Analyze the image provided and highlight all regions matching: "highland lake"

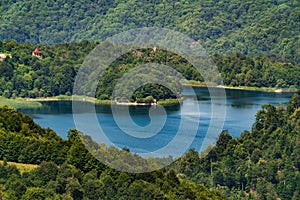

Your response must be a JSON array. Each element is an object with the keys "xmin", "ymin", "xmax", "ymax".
[{"xmin": 19, "ymin": 87, "xmax": 294, "ymax": 157}]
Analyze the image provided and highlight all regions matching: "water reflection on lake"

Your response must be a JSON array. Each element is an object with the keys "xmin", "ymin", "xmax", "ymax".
[{"xmin": 19, "ymin": 87, "xmax": 294, "ymax": 157}]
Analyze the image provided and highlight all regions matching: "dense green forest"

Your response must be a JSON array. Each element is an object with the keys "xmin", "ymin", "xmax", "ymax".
[
  {"xmin": 0, "ymin": 41, "xmax": 299, "ymax": 101},
  {"xmin": 0, "ymin": 105, "xmax": 224, "ymax": 199},
  {"xmin": 0, "ymin": 0, "xmax": 299, "ymax": 64},
  {"xmin": 0, "ymin": 0, "xmax": 299, "ymax": 199},
  {"xmin": 0, "ymin": 91, "xmax": 299, "ymax": 199},
  {"xmin": 171, "ymin": 91, "xmax": 300, "ymax": 199},
  {"xmin": 213, "ymin": 53, "xmax": 300, "ymax": 88}
]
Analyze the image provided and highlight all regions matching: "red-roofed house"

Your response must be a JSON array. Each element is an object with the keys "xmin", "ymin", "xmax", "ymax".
[{"xmin": 32, "ymin": 48, "xmax": 42, "ymax": 59}]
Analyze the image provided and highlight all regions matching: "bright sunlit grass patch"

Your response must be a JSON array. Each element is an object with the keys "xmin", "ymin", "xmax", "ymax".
[
  {"xmin": 0, "ymin": 96, "xmax": 42, "ymax": 109},
  {"xmin": 0, "ymin": 160, "xmax": 38, "ymax": 173}
]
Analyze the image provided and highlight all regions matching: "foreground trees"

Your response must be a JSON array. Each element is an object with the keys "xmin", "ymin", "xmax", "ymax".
[
  {"xmin": 0, "ymin": 91, "xmax": 299, "ymax": 199},
  {"xmin": 172, "ymin": 91, "xmax": 300, "ymax": 199},
  {"xmin": 0, "ymin": 106, "xmax": 224, "ymax": 200}
]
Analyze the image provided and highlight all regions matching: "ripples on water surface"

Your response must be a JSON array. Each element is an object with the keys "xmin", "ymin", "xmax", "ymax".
[{"xmin": 19, "ymin": 87, "xmax": 294, "ymax": 157}]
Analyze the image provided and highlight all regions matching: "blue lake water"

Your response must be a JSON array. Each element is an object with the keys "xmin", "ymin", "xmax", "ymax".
[{"xmin": 19, "ymin": 87, "xmax": 294, "ymax": 157}]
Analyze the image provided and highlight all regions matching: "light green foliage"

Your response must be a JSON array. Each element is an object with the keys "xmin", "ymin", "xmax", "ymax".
[{"xmin": 21, "ymin": 187, "xmax": 54, "ymax": 200}]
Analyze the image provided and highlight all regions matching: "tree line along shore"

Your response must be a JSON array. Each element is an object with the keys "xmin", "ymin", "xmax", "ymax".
[{"xmin": 0, "ymin": 41, "xmax": 299, "ymax": 108}]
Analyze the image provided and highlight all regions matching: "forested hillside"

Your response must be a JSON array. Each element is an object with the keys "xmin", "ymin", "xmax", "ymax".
[
  {"xmin": 0, "ymin": 0, "xmax": 299, "ymax": 63},
  {"xmin": 0, "ymin": 41, "xmax": 299, "ymax": 100},
  {"xmin": 0, "ymin": 90, "xmax": 299, "ymax": 199},
  {"xmin": 172, "ymin": 91, "xmax": 300, "ymax": 199},
  {"xmin": 0, "ymin": 105, "xmax": 224, "ymax": 199},
  {"xmin": 1, "ymin": 0, "xmax": 299, "ymax": 199}
]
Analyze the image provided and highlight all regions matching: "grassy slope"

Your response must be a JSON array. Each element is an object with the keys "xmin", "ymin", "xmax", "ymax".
[
  {"xmin": 0, "ymin": 96, "xmax": 42, "ymax": 109},
  {"xmin": 0, "ymin": 160, "xmax": 38, "ymax": 173}
]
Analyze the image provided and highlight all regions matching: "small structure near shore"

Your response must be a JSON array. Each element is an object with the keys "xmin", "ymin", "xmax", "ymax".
[{"xmin": 32, "ymin": 48, "xmax": 42, "ymax": 59}]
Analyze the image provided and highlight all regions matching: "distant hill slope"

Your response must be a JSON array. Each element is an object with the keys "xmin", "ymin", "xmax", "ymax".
[
  {"xmin": 0, "ymin": 0, "xmax": 299, "ymax": 63},
  {"xmin": 0, "ymin": 41, "xmax": 299, "ymax": 99},
  {"xmin": 0, "ymin": 40, "xmax": 189, "ymax": 101}
]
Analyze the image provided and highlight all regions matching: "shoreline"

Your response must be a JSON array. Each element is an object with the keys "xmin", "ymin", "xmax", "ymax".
[
  {"xmin": 24, "ymin": 95, "xmax": 182, "ymax": 106},
  {"xmin": 25, "ymin": 96, "xmax": 112, "ymax": 105},
  {"xmin": 4, "ymin": 84, "xmax": 297, "ymax": 108},
  {"xmin": 182, "ymin": 83, "xmax": 298, "ymax": 93}
]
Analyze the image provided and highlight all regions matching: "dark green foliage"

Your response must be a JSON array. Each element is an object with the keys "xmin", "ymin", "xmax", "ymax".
[
  {"xmin": 0, "ymin": 42, "xmax": 196, "ymax": 101},
  {"xmin": 127, "ymin": 180, "xmax": 166, "ymax": 200},
  {"xmin": 94, "ymin": 48, "xmax": 188, "ymax": 101},
  {"xmin": 287, "ymin": 90, "xmax": 300, "ymax": 114},
  {"xmin": 0, "ymin": 106, "xmax": 68, "ymax": 164},
  {"xmin": 0, "ymin": 41, "xmax": 95, "ymax": 98},
  {"xmin": 0, "ymin": 92, "xmax": 299, "ymax": 199},
  {"xmin": 213, "ymin": 54, "xmax": 300, "ymax": 88},
  {"xmin": 0, "ymin": 0, "xmax": 299, "ymax": 64},
  {"xmin": 0, "ymin": 41, "xmax": 299, "ymax": 103},
  {"xmin": 0, "ymin": 106, "xmax": 224, "ymax": 199},
  {"xmin": 172, "ymin": 91, "xmax": 300, "ymax": 199},
  {"xmin": 33, "ymin": 162, "xmax": 59, "ymax": 187}
]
